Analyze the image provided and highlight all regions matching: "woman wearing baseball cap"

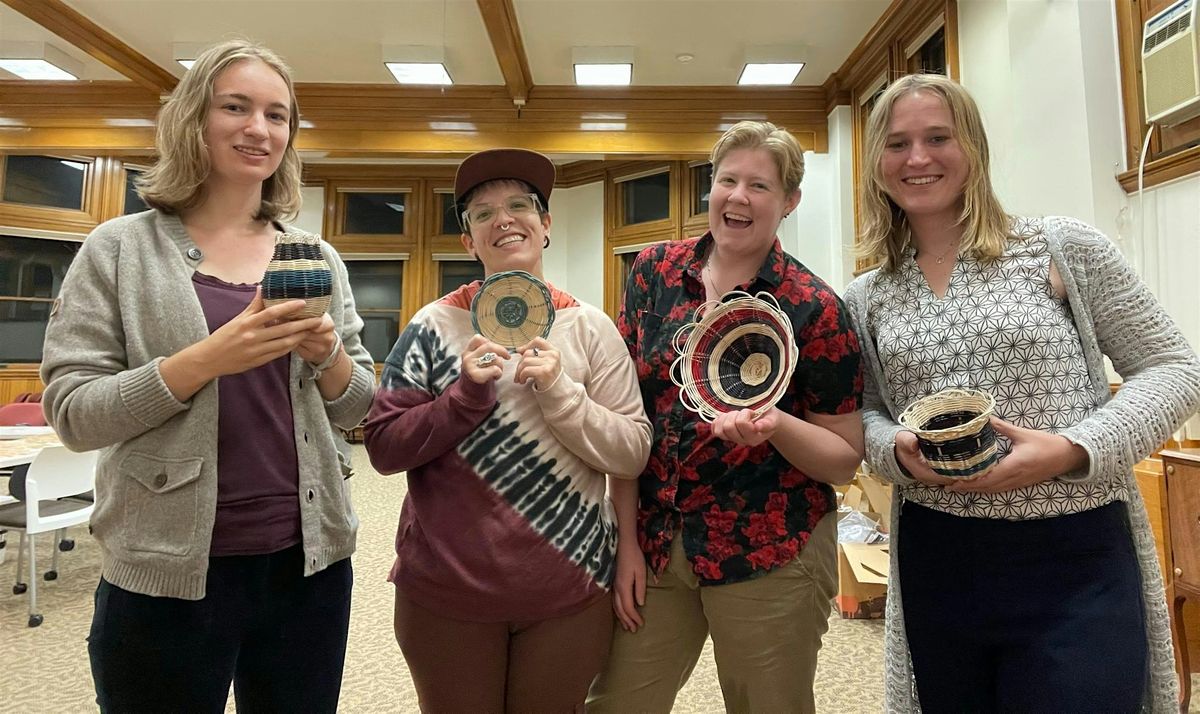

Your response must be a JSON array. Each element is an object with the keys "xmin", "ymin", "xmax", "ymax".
[{"xmin": 364, "ymin": 148, "xmax": 652, "ymax": 712}]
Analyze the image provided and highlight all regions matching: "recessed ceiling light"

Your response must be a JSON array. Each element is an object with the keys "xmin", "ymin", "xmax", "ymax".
[
  {"xmin": 177, "ymin": 59, "xmax": 196, "ymax": 70},
  {"xmin": 737, "ymin": 62, "xmax": 804, "ymax": 86},
  {"xmin": 385, "ymin": 62, "xmax": 452, "ymax": 85},
  {"xmin": 0, "ymin": 43, "xmax": 82, "ymax": 81},
  {"xmin": 0, "ymin": 59, "xmax": 77, "ymax": 80},
  {"xmin": 574, "ymin": 64, "xmax": 632, "ymax": 86}
]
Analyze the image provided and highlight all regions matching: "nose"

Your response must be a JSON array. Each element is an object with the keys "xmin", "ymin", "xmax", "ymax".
[
  {"xmin": 727, "ymin": 181, "xmax": 751, "ymax": 204},
  {"xmin": 243, "ymin": 111, "xmax": 269, "ymax": 139},
  {"xmin": 492, "ymin": 205, "xmax": 517, "ymax": 226},
  {"xmin": 906, "ymin": 141, "xmax": 931, "ymax": 167}
]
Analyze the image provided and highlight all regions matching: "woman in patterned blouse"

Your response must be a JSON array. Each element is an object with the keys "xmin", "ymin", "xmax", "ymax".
[
  {"xmin": 844, "ymin": 73, "xmax": 1200, "ymax": 713},
  {"xmin": 589, "ymin": 121, "xmax": 865, "ymax": 714}
]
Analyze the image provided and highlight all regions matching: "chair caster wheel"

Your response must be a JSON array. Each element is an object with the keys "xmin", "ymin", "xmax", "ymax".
[
  {"xmin": 27, "ymin": 614, "xmax": 43, "ymax": 627},
  {"xmin": 44, "ymin": 570, "xmax": 58, "ymax": 581},
  {"xmin": 58, "ymin": 539, "xmax": 75, "ymax": 552},
  {"xmin": 13, "ymin": 582, "xmax": 27, "ymax": 595}
]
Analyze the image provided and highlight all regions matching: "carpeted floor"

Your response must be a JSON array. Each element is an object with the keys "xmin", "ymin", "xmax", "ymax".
[{"xmin": 0, "ymin": 446, "xmax": 1194, "ymax": 713}]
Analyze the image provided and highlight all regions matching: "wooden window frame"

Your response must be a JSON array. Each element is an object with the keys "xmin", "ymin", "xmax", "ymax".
[
  {"xmin": 330, "ymin": 181, "xmax": 418, "ymax": 250},
  {"xmin": 608, "ymin": 164, "xmax": 677, "ymax": 239},
  {"xmin": 0, "ymin": 154, "xmax": 126, "ymax": 237}
]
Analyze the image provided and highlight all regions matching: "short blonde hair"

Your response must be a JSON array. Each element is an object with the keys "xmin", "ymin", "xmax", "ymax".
[
  {"xmin": 137, "ymin": 39, "xmax": 302, "ymax": 221},
  {"xmin": 710, "ymin": 120, "xmax": 805, "ymax": 193},
  {"xmin": 857, "ymin": 74, "xmax": 1010, "ymax": 272}
]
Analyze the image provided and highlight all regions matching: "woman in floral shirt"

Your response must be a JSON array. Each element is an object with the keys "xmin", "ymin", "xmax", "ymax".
[{"xmin": 589, "ymin": 121, "xmax": 864, "ymax": 714}]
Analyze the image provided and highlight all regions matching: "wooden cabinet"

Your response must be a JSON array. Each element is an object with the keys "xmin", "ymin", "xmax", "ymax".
[{"xmin": 1161, "ymin": 449, "xmax": 1200, "ymax": 713}]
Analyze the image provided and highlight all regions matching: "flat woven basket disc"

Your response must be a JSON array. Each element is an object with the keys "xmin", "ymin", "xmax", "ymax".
[
  {"xmin": 671, "ymin": 291, "xmax": 797, "ymax": 422},
  {"xmin": 261, "ymin": 232, "xmax": 332, "ymax": 319},
  {"xmin": 470, "ymin": 270, "xmax": 555, "ymax": 349}
]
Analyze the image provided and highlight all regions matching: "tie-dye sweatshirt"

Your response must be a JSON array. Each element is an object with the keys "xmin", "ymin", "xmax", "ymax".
[{"xmin": 364, "ymin": 282, "xmax": 652, "ymax": 622}]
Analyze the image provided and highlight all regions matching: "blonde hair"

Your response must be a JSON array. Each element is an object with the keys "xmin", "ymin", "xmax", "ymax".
[
  {"xmin": 137, "ymin": 39, "xmax": 302, "ymax": 221},
  {"xmin": 857, "ymin": 74, "xmax": 1010, "ymax": 272},
  {"xmin": 710, "ymin": 120, "xmax": 805, "ymax": 193}
]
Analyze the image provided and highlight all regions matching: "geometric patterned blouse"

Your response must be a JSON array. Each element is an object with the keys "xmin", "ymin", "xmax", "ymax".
[{"xmin": 864, "ymin": 223, "xmax": 1128, "ymax": 519}]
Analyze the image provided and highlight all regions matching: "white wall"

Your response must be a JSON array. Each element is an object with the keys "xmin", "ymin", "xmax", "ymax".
[
  {"xmin": 545, "ymin": 182, "xmax": 605, "ymax": 308},
  {"xmin": 785, "ymin": 151, "xmax": 838, "ymax": 288},
  {"xmin": 295, "ymin": 185, "xmax": 326, "ymax": 236}
]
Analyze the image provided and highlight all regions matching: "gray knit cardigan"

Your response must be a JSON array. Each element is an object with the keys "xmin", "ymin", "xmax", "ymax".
[
  {"xmin": 41, "ymin": 210, "xmax": 377, "ymax": 600},
  {"xmin": 844, "ymin": 216, "xmax": 1200, "ymax": 713}
]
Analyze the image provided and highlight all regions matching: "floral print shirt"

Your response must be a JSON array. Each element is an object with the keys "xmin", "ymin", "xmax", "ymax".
[{"xmin": 617, "ymin": 233, "xmax": 863, "ymax": 585}]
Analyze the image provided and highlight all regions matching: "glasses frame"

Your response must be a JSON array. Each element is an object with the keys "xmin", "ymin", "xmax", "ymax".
[{"xmin": 461, "ymin": 192, "xmax": 543, "ymax": 230}]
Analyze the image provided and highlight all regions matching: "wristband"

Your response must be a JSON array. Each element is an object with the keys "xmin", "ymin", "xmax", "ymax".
[{"xmin": 308, "ymin": 332, "xmax": 343, "ymax": 380}]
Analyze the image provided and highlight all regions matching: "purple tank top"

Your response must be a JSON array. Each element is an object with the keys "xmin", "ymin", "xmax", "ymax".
[{"xmin": 192, "ymin": 272, "xmax": 302, "ymax": 556}]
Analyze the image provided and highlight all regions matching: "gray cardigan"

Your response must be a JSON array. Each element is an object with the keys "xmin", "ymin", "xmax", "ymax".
[
  {"xmin": 40, "ymin": 210, "xmax": 376, "ymax": 600},
  {"xmin": 844, "ymin": 216, "xmax": 1200, "ymax": 713}
]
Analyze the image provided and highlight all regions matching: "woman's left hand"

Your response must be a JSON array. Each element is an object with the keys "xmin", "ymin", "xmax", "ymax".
[
  {"xmin": 711, "ymin": 407, "xmax": 779, "ymax": 447},
  {"xmin": 514, "ymin": 337, "xmax": 561, "ymax": 391},
  {"xmin": 945, "ymin": 416, "xmax": 1089, "ymax": 494},
  {"xmin": 295, "ymin": 314, "xmax": 338, "ymax": 364}
]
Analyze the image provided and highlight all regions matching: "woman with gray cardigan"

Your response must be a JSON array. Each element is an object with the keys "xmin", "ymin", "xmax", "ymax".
[
  {"xmin": 40, "ymin": 40, "xmax": 374, "ymax": 712},
  {"xmin": 845, "ymin": 73, "xmax": 1200, "ymax": 713}
]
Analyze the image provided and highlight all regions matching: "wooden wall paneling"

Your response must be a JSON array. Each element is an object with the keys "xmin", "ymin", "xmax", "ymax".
[
  {"xmin": 0, "ymin": 366, "xmax": 44, "ymax": 403},
  {"xmin": 558, "ymin": 161, "xmax": 606, "ymax": 188}
]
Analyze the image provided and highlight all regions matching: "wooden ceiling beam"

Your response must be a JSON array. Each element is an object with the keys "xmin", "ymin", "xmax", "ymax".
[
  {"xmin": 0, "ymin": 0, "xmax": 177, "ymax": 94},
  {"xmin": 476, "ymin": 0, "xmax": 533, "ymax": 105}
]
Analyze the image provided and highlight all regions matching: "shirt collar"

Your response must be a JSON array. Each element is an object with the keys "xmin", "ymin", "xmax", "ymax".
[{"xmin": 689, "ymin": 231, "xmax": 788, "ymax": 290}]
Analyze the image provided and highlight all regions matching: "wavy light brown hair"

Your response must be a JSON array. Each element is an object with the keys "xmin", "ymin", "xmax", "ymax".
[
  {"xmin": 857, "ymin": 74, "xmax": 1010, "ymax": 272},
  {"xmin": 710, "ymin": 120, "xmax": 805, "ymax": 193},
  {"xmin": 137, "ymin": 39, "xmax": 302, "ymax": 221}
]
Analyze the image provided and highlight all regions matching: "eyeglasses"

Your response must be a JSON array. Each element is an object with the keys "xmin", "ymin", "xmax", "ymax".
[{"xmin": 461, "ymin": 193, "xmax": 542, "ymax": 229}]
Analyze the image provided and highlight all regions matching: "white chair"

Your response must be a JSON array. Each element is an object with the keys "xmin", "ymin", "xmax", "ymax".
[{"xmin": 0, "ymin": 446, "xmax": 97, "ymax": 627}]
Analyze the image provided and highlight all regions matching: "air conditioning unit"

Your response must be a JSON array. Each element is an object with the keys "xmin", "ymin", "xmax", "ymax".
[{"xmin": 1142, "ymin": 0, "xmax": 1200, "ymax": 125}]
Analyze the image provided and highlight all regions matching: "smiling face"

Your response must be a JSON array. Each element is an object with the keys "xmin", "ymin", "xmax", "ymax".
[
  {"xmin": 879, "ymin": 90, "xmax": 969, "ymax": 227},
  {"xmin": 459, "ymin": 179, "xmax": 551, "ymax": 277},
  {"xmin": 707, "ymin": 147, "xmax": 800, "ymax": 258},
  {"xmin": 202, "ymin": 58, "xmax": 292, "ymax": 190}
]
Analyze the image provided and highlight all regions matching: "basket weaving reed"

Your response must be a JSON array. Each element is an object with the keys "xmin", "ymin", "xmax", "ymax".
[
  {"xmin": 898, "ymin": 388, "xmax": 998, "ymax": 479},
  {"xmin": 261, "ymin": 232, "xmax": 332, "ymax": 319}
]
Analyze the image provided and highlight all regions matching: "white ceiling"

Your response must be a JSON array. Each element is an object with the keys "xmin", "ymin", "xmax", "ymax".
[{"xmin": 0, "ymin": 0, "xmax": 890, "ymax": 87}]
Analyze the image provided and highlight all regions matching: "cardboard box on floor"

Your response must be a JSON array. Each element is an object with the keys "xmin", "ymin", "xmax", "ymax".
[{"xmin": 835, "ymin": 469, "xmax": 894, "ymax": 619}]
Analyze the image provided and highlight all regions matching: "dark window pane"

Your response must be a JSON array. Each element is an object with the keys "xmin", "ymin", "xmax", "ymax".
[
  {"xmin": 3, "ymin": 156, "xmax": 86, "ymax": 210},
  {"xmin": 0, "ymin": 235, "xmax": 79, "ymax": 298},
  {"xmin": 915, "ymin": 27, "xmax": 947, "ymax": 76},
  {"xmin": 124, "ymin": 169, "xmax": 148, "ymax": 214},
  {"xmin": 345, "ymin": 260, "xmax": 403, "ymax": 310},
  {"xmin": 619, "ymin": 252, "xmax": 638, "ymax": 295},
  {"xmin": 359, "ymin": 313, "xmax": 399, "ymax": 364},
  {"xmin": 439, "ymin": 260, "xmax": 484, "ymax": 296},
  {"xmin": 622, "ymin": 172, "xmax": 670, "ymax": 225},
  {"xmin": 0, "ymin": 298, "xmax": 52, "ymax": 362},
  {"xmin": 343, "ymin": 192, "xmax": 406, "ymax": 234},
  {"xmin": 692, "ymin": 163, "xmax": 713, "ymax": 215},
  {"xmin": 439, "ymin": 193, "xmax": 461, "ymax": 235}
]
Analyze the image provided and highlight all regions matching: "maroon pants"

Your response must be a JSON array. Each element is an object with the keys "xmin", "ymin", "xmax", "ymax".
[{"xmin": 394, "ymin": 587, "xmax": 613, "ymax": 713}]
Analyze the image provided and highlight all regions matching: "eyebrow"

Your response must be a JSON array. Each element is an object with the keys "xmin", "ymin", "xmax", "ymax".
[
  {"xmin": 214, "ymin": 92, "xmax": 290, "ymax": 112},
  {"xmin": 887, "ymin": 124, "xmax": 953, "ymax": 139}
]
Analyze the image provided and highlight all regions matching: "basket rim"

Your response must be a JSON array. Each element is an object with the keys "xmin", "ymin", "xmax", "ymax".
[{"xmin": 897, "ymin": 388, "xmax": 996, "ymax": 436}]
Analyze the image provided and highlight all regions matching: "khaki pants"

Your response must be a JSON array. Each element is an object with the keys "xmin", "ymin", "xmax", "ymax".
[{"xmin": 588, "ymin": 512, "xmax": 837, "ymax": 714}]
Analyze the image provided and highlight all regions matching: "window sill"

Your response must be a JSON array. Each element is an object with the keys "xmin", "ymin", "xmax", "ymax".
[{"xmin": 1117, "ymin": 144, "xmax": 1200, "ymax": 193}]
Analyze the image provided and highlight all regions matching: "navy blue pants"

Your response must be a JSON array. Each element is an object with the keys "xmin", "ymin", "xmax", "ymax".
[
  {"xmin": 88, "ymin": 544, "xmax": 352, "ymax": 713},
  {"xmin": 899, "ymin": 500, "xmax": 1147, "ymax": 713}
]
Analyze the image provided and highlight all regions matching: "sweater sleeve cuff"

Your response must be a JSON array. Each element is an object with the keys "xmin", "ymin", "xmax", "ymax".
[
  {"xmin": 449, "ymin": 373, "xmax": 496, "ymax": 411},
  {"xmin": 871, "ymin": 423, "xmax": 919, "ymax": 486},
  {"xmin": 1056, "ymin": 428, "xmax": 1099, "ymax": 483},
  {"xmin": 532, "ymin": 368, "xmax": 582, "ymax": 417},
  {"xmin": 324, "ymin": 362, "xmax": 376, "ymax": 429},
  {"xmin": 121, "ymin": 357, "xmax": 189, "ymax": 428}
]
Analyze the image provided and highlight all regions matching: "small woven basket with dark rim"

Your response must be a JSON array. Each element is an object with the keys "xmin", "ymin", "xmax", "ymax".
[
  {"xmin": 261, "ymin": 232, "xmax": 332, "ymax": 319},
  {"xmin": 470, "ymin": 270, "xmax": 555, "ymax": 350},
  {"xmin": 898, "ymin": 388, "xmax": 998, "ymax": 480}
]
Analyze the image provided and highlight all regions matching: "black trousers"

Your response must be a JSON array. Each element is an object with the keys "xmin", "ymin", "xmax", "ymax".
[
  {"xmin": 899, "ymin": 500, "xmax": 1147, "ymax": 714},
  {"xmin": 88, "ymin": 544, "xmax": 352, "ymax": 714}
]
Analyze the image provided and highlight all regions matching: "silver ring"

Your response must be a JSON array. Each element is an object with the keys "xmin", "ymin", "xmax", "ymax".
[
  {"xmin": 475, "ymin": 352, "xmax": 496, "ymax": 366},
  {"xmin": 532, "ymin": 347, "xmax": 540, "ymax": 357}
]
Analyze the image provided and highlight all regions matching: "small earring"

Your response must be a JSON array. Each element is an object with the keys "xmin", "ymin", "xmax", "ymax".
[{"xmin": 543, "ymin": 235, "xmax": 551, "ymax": 249}]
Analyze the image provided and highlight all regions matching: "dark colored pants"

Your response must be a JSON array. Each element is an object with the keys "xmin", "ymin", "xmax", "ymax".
[
  {"xmin": 89, "ymin": 545, "xmax": 352, "ymax": 714},
  {"xmin": 899, "ymin": 500, "xmax": 1147, "ymax": 713}
]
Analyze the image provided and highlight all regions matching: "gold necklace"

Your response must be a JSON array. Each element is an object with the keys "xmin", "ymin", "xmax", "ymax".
[{"xmin": 923, "ymin": 239, "xmax": 960, "ymax": 265}]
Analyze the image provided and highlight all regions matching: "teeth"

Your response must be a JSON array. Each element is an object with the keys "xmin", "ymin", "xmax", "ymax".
[
  {"xmin": 725, "ymin": 213, "xmax": 752, "ymax": 222},
  {"xmin": 905, "ymin": 176, "xmax": 939, "ymax": 185},
  {"xmin": 235, "ymin": 146, "xmax": 267, "ymax": 156},
  {"xmin": 495, "ymin": 235, "xmax": 524, "ymax": 247}
]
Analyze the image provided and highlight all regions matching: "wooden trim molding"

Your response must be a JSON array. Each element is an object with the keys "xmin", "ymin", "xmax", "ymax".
[
  {"xmin": 476, "ymin": 0, "xmax": 534, "ymax": 104},
  {"xmin": 0, "ymin": 0, "xmax": 177, "ymax": 94},
  {"xmin": 558, "ymin": 161, "xmax": 606, "ymax": 187},
  {"xmin": 1117, "ymin": 144, "xmax": 1200, "ymax": 192}
]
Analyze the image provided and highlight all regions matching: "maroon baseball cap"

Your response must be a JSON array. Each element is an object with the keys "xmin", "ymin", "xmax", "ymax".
[{"xmin": 453, "ymin": 148, "xmax": 556, "ymax": 212}]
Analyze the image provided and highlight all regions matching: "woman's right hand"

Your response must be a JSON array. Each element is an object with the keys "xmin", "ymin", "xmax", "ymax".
[
  {"xmin": 894, "ymin": 430, "xmax": 957, "ymax": 487},
  {"xmin": 613, "ymin": 538, "xmax": 650, "ymax": 633},
  {"xmin": 461, "ymin": 334, "xmax": 510, "ymax": 384},
  {"xmin": 161, "ymin": 289, "xmax": 320, "ymax": 401}
]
